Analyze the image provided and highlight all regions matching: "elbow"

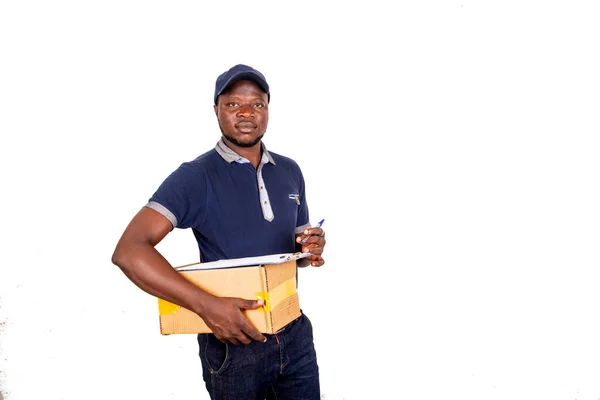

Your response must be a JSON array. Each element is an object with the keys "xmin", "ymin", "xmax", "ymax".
[
  {"xmin": 112, "ymin": 248, "xmax": 134, "ymax": 277},
  {"xmin": 111, "ymin": 245, "xmax": 127, "ymax": 269},
  {"xmin": 111, "ymin": 251, "xmax": 119, "ymax": 267}
]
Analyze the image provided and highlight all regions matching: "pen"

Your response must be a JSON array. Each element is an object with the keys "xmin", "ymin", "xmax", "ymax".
[{"xmin": 301, "ymin": 218, "xmax": 325, "ymax": 244}]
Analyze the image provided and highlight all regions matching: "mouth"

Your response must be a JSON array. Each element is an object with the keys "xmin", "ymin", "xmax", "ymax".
[
  {"xmin": 235, "ymin": 121, "xmax": 257, "ymax": 133},
  {"xmin": 236, "ymin": 121, "xmax": 257, "ymax": 129}
]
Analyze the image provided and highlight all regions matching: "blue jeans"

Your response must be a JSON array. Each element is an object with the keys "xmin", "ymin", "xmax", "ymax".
[{"xmin": 197, "ymin": 312, "xmax": 320, "ymax": 400}]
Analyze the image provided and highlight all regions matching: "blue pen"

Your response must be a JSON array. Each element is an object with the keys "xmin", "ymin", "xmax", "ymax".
[{"xmin": 301, "ymin": 218, "xmax": 325, "ymax": 244}]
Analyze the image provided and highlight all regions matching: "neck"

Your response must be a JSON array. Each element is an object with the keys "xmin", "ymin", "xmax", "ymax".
[{"xmin": 222, "ymin": 137, "xmax": 262, "ymax": 167}]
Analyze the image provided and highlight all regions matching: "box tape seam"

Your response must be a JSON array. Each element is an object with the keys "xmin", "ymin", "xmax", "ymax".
[{"xmin": 256, "ymin": 276, "xmax": 296, "ymax": 313}]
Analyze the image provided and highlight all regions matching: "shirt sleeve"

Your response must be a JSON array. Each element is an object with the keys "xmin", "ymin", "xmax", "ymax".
[
  {"xmin": 295, "ymin": 167, "xmax": 311, "ymax": 233},
  {"xmin": 146, "ymin": 161, "xmax": 207, "ymax": 230}
]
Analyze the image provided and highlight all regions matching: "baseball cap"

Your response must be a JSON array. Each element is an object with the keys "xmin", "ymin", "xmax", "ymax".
[{"xmin": 214, "ymin": 64, "xmax": 270, "ymax": 105}]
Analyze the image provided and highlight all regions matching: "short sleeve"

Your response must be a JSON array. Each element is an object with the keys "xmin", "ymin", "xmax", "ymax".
[
  {"xmin": 296, "ymin": 167, "xmax": 310, "ymax": 233},
  {"xmin": 146, "ymin": 161, "xmax": 207, "ymax": 229}
]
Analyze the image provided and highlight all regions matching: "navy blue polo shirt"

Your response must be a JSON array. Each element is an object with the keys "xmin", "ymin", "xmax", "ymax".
[{"xmin": 146, "ymin": 139, "xmax": 310, "ymax": 263}]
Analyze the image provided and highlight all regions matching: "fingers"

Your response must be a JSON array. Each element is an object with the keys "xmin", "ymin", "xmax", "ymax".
[
  {"xmin": 307, "ymin": 227, "xmax": 325, "ymax": 238},
  {"xmin": 239, "ymin": 299, "xmax": 265, "ymax": 310},
  {"xmin": 236, "ymin": 300, "xmax": 267, "ymax": 343},
  {"xmin": 296, "ymin": 228, "xmax": 325, "ymax": 244},
  {"xmin": 307, "ymin": 254, "xmax": 325, "ymax": 267},
  {"xmin": 213, "ymin": 328, "xmax": 250, "ymax": 345},
  {"xmin": 299, "ymin": 238, "xmax": 326, "ymax": 256},
  {"xmin": 297, "ymin": 230, "xmax": 326, "ymax": 254},
  {"xmin": 297, "ymin": 235, "xmax": 326, "ymax": 247},
  {"xmin": 241, "ymin": 325, "xmax": 267, "ymax": 343},
  {"xmin": 213, "ymin": 318, "xmax": 265, "ymax": 345},
  {"xmin": 205, "ymin": 297, "xmax": 268, "ymax": 345},
  {"xmin": 228, "ymin": 337, "xmax": 241, "ymax": 345}
]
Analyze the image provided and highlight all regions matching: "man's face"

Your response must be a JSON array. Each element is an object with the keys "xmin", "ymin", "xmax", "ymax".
[{"xmin": 214, "ymin": 80, "xmax": 269, "ymax": 148}]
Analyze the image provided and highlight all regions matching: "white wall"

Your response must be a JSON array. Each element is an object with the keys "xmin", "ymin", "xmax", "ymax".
[{"xmin": 1, "ymin": 1, "xmax": 599, "ymax": 399}]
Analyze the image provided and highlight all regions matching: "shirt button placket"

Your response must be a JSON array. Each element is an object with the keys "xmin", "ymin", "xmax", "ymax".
[{"xmin": 257, "ymin": 163, "xmax": 274, "ymax": 222}]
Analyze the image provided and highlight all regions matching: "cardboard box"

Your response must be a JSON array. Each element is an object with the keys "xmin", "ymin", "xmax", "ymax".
[{"xmin": 157, "ymin": 253, "xmax": 305, "ymax": 335}]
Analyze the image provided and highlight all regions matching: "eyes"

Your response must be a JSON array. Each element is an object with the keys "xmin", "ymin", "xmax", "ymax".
[{"xmin": 225, "ymin": 101, "xmax": 267, "ymax": 110}]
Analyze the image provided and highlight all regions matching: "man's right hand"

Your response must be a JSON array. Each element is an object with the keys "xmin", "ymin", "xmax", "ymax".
[{"xmin": 198, "ymin": 296, "xmax": 267, "ymax": 345}]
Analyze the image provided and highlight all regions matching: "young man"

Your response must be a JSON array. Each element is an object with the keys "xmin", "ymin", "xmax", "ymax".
[{"xmin": 112, "ymin": 64, "xmax": 326, "ymax": 399}]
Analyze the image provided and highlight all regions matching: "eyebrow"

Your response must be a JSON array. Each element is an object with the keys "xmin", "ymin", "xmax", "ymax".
[{"xmin": 223, "ymin": 96, "xmax": 267, "ymax": 104}]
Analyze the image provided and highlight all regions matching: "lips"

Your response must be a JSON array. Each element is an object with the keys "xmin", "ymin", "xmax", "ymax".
[{"xmin": 236, "ymin": 121, "xmax": 257, "ymax": 129}]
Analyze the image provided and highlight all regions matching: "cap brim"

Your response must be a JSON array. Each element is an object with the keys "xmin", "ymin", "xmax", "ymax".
[{"xmin": 214, "ymin": 72, "xmax": 270, "ymax": 104}]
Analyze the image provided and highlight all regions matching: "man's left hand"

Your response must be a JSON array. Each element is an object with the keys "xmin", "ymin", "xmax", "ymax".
[{"xmin": 296, "ymin": 227, "xmax": 326, "ymax": 267}]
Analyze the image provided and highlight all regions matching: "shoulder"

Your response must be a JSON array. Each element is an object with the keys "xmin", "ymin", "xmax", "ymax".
[
  {"xmin": 176, "ymin": 149, "xmax": 219, "ymax": 173},
  {"xmin": 269, "ymin": 151, "xmax": 303, "ymax": 173},
  {"xmin": 190, "ymin": 148, "xmax": 220, "ymax": 166},
  {"xmin": 158, "ymin": 149, "xmax": 219, "ymax": 187}
]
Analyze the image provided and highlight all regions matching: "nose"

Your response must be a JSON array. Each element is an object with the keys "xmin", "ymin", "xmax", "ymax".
[{"xmin": 237, "ymin": 104, "xmax": 254, "ymax": 118}]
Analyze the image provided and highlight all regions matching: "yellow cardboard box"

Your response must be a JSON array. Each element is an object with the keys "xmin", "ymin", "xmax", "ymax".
[{"xmin": 157, "ymin": 253, "xmax": 306, "ymax": 335}]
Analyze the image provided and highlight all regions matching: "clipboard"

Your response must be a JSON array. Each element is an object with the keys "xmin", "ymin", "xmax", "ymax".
[{"xmin": 175, "ymin": 252, "xmax": 310, "ymax": 272}]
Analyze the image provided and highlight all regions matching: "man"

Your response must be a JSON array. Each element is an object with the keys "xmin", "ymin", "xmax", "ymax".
[{"xmin": 112, "ymin": 64, "xmax": 326, "ymax": 400}]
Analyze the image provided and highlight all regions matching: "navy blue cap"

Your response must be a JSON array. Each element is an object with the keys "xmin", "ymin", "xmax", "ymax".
[{"xmin": 214, "ymin": 64, "xmax": 270, "ymax": 105}]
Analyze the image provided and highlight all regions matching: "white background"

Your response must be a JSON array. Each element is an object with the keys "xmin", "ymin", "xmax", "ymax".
[{"xmin": 1, "ymin": 1, "xmax": 599, "ymax": 399}]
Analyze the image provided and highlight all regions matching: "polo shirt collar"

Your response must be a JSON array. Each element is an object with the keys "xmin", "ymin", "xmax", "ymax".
[{"xmin": 215, "ymin": 138, "xmax": 276, "ymax": 165}]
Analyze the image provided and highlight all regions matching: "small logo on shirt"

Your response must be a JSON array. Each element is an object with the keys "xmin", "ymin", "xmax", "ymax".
[{"xmin": 288, "ymin": 194, "xmax": 300, "ymax": 205}]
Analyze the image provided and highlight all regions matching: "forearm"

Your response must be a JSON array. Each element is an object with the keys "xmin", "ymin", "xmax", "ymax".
[{"xmin": 112, "ymin": 243, "xmax": 213, "ymax": 315}]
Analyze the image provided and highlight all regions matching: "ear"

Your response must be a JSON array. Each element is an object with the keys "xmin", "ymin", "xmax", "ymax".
[{"xmin": 213, "ymin": 104, "xmax": 218, "ymax": 117}]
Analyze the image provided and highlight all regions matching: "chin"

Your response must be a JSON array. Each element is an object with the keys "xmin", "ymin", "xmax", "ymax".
[{"xmin": 224, "ymin": 133, "xmax": 264, "ymax": 148}]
